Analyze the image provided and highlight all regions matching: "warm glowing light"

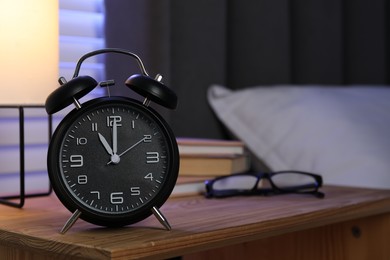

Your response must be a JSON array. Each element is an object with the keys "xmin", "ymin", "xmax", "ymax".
[{"xmin": 0, "ymin": 0, "xmax": 58, "ymax": 104}]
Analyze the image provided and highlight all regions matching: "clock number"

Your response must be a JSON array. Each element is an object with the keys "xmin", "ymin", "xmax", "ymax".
[
  {"xmin": 144, "ymin": 172, "xmax": 154, "ymax": 181},
  {"xmin": 70, "ymin": 155, "xmax": 83, "ymax": 167},
  {"xmin": 143, "ymin": 135, "xmax": 152, "ymax": 143},
  {"xmin": 107, "ymin": 116, "xmax": 122, "ymax": 127},
  {"xmin": 76, "ymin": 137, "xmax": 87, "ymax": 145},
  {"xmin": 130, "ymin": 187, "xmax": 141, "ymax": 196},
  {"xmin": 146, "ymin": 152, "xmax": 159, "ymax": 163},
  {"xmin": 90, "ymin": 191, "xmax": 100, "ymax": 199},
  {"xmin": 91, "ymin": 123, "xmax": 98, "ymax": 132},
  {"xmin": 110, "ymin": 192, "xmax": 124, "ymax": 204},
  {"xmin": 78, "ymin": 175, "xmax": 87, "ymax": 184}
]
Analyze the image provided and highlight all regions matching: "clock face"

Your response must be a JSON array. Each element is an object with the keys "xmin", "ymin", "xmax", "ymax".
[{"xmin": 48, "ymin": 97, "xmax": 179, "ymax": 227}]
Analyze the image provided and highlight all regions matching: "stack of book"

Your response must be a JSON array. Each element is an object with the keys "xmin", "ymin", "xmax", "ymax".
[{"xmin": 171, "ymin": 138, "xmax": 250, "ymax": 197}]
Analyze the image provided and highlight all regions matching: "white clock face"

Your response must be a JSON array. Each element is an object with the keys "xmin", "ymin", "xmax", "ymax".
[{"xmin": 48, "ymin": 97, "xmax": 179, "ymax": 226}]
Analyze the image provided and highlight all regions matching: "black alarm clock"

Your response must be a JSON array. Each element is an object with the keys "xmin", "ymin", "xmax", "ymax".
[{"xmin": 45, "ymin": 48, "xmax": 179, "ymax": 234}]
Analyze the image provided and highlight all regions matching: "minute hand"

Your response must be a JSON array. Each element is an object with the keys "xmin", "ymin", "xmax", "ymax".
[
  {"xmin": 112, "ymin": 120, "xmax": 118, "ymax": 155},
  {"xmin": 107, "ymin": 137, "xmax": 146, "ymax": 165}
]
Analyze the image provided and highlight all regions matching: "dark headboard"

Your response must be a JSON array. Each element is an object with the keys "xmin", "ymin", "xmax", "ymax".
[{"xmin": 105, "ymin": 0, "xmax": 389, "ymax": 138}]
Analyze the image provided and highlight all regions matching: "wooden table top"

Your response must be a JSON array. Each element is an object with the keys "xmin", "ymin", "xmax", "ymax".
[{"xmin": 0, "ymin": 186, "xmax": 389, "ymax": 259}]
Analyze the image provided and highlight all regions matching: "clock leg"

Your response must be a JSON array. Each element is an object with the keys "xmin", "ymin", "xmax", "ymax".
[
  {"xmin": 60, "ymin": 209, "xmax": 82, "ymax": 234},
  {"xmin": 151, "ymin": 206, "xmax": 171, "ymax": 231}
]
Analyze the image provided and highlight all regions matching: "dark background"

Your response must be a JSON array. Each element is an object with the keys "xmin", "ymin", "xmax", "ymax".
[{"xmin": 104, "ymin": 0, "xmax": 390, "ymax": 139}]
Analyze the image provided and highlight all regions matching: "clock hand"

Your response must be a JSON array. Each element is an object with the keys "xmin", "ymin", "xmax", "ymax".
[
  {"xmin": 118, "ymin": 137, "xmax": 147, "ymax": 157},
  {"xmin": 98, "ymin": 133, "xmax": 113, "ymax": 155},
  {"xmin": 107, "ymin": 136, "xmax": 146, "ymax": 165},
  {"xmin": 107, "ymin": 119, "xmax": 121, "ymax": 164},
  {"xmin": 112, "ymin": 119, "xmax": 118, "ymax": 155}
]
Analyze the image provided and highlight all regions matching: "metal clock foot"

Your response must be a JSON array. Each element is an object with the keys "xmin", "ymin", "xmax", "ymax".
[
  {"xmin": 60, "ymin": 209, "xmax": 82, "ymax": 234},
  {"xmin": 151, "ymin": 206, "xmax": 171, "ymax": 231}
]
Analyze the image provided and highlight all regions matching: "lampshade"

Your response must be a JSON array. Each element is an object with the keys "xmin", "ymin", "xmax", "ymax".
[{"xmin": 0, "ymin": 0, "xmax": 58, "ymax": 105}]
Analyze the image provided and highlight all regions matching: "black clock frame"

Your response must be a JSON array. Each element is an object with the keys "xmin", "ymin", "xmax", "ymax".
[
  {"xmin": 45, "ymin": 48, "xmax": 179, "ymax": 232},
  {"xmin": 48, "ymin": 97, "xmax": 179, "ymax": 227}
]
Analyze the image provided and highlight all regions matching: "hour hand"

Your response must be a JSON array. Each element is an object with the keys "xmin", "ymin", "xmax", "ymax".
[{"xmin": 98, "ymin": 133, "xmax": 113, "ymax": 155}]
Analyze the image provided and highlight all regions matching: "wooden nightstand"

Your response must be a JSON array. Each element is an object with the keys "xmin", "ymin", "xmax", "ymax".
[{"xmin": 0, "ymin": 186, "xmax": 389, "ymax": 259}]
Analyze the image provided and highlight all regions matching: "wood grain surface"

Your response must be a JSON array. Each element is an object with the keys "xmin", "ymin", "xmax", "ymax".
[{"xmin": 0, "ymin": 186, "xmax": 389, "ymax": 259}]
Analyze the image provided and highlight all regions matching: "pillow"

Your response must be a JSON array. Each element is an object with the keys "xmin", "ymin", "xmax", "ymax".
[{"xmin": 208, "ymin": 85, "xmax": 390, "ymax": 189}]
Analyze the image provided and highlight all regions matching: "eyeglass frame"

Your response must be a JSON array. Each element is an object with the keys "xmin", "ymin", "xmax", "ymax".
[{"xmin": 205, "ymin": 170, "xmax": 325, "ymax": 199}]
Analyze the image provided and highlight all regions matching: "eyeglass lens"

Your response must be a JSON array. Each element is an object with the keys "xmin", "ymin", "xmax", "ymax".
[
  {"xmin": 213, "ymin": 175, "xmax": 258, "ymax": 191},
  {"xmin": 271, "ymin": 172, "xmax": 319, "ymax": 191}
]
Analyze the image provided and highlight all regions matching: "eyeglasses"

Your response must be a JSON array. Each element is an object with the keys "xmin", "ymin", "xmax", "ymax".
[{"xmin": 205, "ymin": 171, "xmax": 324, "ymax": 199}]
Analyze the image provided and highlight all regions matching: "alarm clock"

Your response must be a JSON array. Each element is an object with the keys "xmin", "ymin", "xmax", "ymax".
[{"xmin": 45, "ymin": 48, "xmax": 179, "ymax": 234}]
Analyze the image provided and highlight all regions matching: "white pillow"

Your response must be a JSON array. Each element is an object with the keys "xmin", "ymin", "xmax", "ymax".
[{"xmin": 208, "ymin": 85, "xmax": 390, "ymax": 189}]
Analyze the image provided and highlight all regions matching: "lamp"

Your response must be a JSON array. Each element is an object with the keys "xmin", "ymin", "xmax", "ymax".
[
  {"xmin": 0, "ymin": 0, "xmax": 58, "ymax": 207},
  {"xmin": 0, "ymin": 0, "xmax": 58, "ymax": 105}
]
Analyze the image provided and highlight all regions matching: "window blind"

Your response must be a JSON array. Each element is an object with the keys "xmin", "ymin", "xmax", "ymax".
[{"xmin": 59, "ymin": 0, "xmax": 105, "ymax": 83}]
